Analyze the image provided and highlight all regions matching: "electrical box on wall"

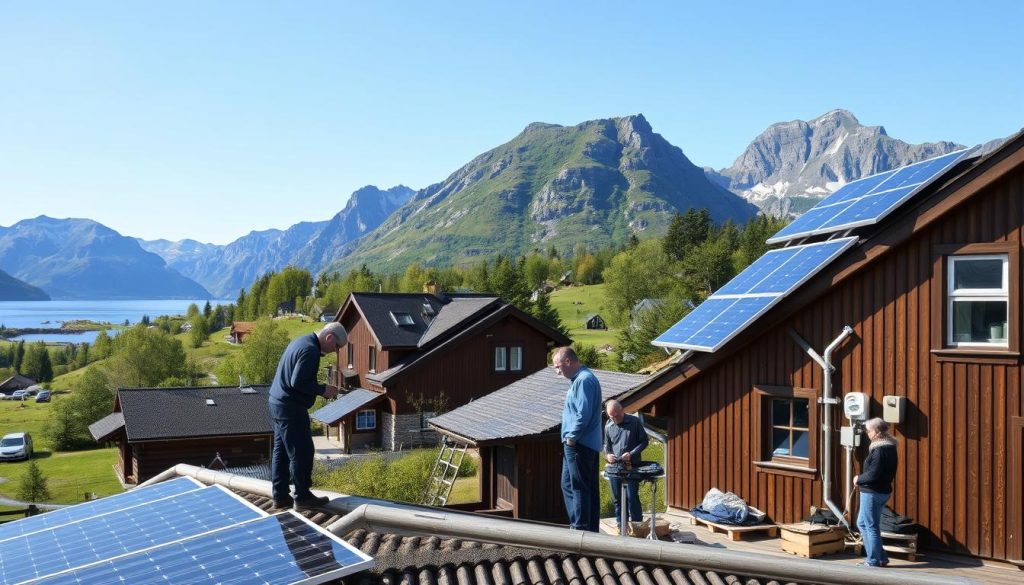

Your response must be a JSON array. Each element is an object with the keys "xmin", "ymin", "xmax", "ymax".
[
  {"xmin": 882, "ymin": 395, "xmax": 905, "ymax": 424},
  {"xmin": 843, "ymin": 392, "xmax": 869, "ymax": 422},
  {"xmin": 840, "ymin": 426, "xmax": 861, "ymax": 447}
]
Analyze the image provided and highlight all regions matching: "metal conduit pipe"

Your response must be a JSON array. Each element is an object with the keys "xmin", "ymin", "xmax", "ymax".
[
  {"xmin": 153, "ymin": 465, "xmax": 974, "ymax": 585},
  {"xmin": 821, "ymin": 325, "xmax": 854, "ymax": 531}
]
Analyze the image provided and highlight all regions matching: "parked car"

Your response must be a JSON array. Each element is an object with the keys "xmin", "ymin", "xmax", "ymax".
[
  {"xmin": 35, "ymin": 390, "xmax": 51, "ymax": 403},
  {"xmin": 0, "ymin": 432, "xmax": 33, "ymax": 461},
  {"xmin": 10, "ymin": 390, "xmax": 28, "ymax": 400}
]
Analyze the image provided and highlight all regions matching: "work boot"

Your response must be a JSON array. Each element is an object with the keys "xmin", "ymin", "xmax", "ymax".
[
  {"xmin": 294, "ymin": 494, "xmax": 330, "ymax": 511},
  {"xmin": 271, "ymin": 496, "xmax": 294, "ymax": 509}
]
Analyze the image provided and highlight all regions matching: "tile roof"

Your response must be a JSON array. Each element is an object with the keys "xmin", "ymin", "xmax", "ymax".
[
  {"xmin": 116, "ymin": 385, "xmax": 272, "ymax": 441},
  {"xmin": 88, "ymin": 411, "xmax": 125, "ymax": 442},
  {"xmin": 311, "ymin": 388, "xmax": 385, "ymax": 424},
  {"xmin": 429, "ymin": 369, "xmax": 648, "ymax": 444}
]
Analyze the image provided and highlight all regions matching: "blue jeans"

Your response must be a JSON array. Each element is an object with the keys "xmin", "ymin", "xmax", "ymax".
[
  {"xmin": 270, "ymin": 400, "xmax": 315, "ymax": 501},
  {"xmin": 609, "ymin": 477, "xmax": 642, "ymax": 529},
  {"xmin": 561, "ymin": 442, "xmax": 600, "ymax": 531},
  {"xmin": 857, "ymin": 490, "xmax": 891, "ymax": 566}
]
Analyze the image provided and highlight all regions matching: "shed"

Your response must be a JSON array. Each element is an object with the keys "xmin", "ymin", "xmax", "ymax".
[
  {"xmin": 311, "ymin": 388, "xmax": 386, "ymax": 453},
  {"xmin": 584, "ymin": 314, "xmax": 607, "ymax": 330},
  {"xmin": 0, "ymin": 374, "xmax": 36, "ymax": 396},
  {"xmin": 229, "ymin": 321, "xmax": 256, "ymax": 344},
  {"xmin": 429, "ymin": 368, "xmax": 647, "ymax": 523},
  {"xmin": 89, "ymin": 385, "xmax": 273, "ymax": 485}
]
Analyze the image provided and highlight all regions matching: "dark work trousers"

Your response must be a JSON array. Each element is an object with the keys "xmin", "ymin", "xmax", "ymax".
[
  {"xmin": 270, "ymin": 400, "xmax": 315, "ymax": 501},
  {"xmin": 561, "ymin": 442, "xmax": 600, "ymax": 531}
]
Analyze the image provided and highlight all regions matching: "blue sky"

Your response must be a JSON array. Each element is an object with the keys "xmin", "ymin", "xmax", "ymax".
[{"xmin": 1, "ymin": 1, "xmax": 1021, "ymax": 244}]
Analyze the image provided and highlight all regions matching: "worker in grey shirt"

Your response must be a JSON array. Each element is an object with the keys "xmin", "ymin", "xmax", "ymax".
[{"xmin": 604, "ymin": 399, "xmax": 649, "ymax": 532}]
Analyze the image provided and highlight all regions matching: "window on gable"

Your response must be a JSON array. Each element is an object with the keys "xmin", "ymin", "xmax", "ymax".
[
  {"xmin": 347, "ymin": 343, "xmax": 354, "ymax": 368},
  {"xmin": 494, "ymin": 345, "xmax": 524, "ymax": 372},
  {"xmin": 368, "ymin": 346, "xmax": 377, "ymax": 373},
  {"xmin": 753, "ymin": 385, "xmax": 818, "ymax": 477},
  {"xmin": 947, "ymin": 254, "xmax": 1008, "ymax": 347},
  {"xmin": 355, "ymin": 409, "xmax": 376, "ymax": 430}
]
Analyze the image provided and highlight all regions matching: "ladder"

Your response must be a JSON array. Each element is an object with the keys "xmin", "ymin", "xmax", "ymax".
[{"xmin": 422, "ymin": 437, "xmax": 468, "ymax": 507}]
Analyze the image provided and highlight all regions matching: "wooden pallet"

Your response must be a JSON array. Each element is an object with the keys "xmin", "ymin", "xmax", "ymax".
[
  {"xmin": 781, "ymin": 537, "xmax": 848, "ymax": 558},
  {"xmin": 689, "ymin": 516, "xmax": 778, "ymax": 541},
  {"xmin": 779, "ymin": 523, "xmax": 847, "ymax": 558},
  {"xmin": 848, "ymin": 531, "xmax": 919, "ymax": 562}
]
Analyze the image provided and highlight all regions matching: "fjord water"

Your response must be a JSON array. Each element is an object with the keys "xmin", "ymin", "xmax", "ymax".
[{"xmin": 0, "ymin": 299, "xmax": 229, "ymax": 343}]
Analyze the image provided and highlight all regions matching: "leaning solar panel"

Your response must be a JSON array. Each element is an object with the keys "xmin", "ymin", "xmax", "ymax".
[
  {"xmin": 0, "ymin": 485, "xmax": 264, "ymax": 584},
  {"xmin": 0, "ymin": 476, "xmax": 204, "ymax": 542},
  {"xmin": 653, "ymin": 237, "xmax": 857, "ymax": 352},
  {"xmin": 766, "ymin": 149, "xmax": 972, "ymax": 244},
  {"xmin": 32, "ymin": 512, "xmax": 374, "ymax": 585}
]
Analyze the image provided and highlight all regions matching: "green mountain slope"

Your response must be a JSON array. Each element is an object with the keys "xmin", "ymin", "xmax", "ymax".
[
  {"xmin": 0, "ymin": 269, "xmax": 49, "ymax": 301},
  {"xmin": 329, "ymin": 115, "xmax": 756, "ymax": 272}
]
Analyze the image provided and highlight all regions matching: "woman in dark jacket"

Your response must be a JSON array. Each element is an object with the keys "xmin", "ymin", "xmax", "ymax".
[{"xmin": 854, "ymin": 417, "xmax": 898, "ymax": 567}]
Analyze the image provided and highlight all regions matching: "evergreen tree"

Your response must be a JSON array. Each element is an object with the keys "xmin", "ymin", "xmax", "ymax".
[
  {"xmin": 141, "ymin": 314, "xmax": 151, "ymax": 326},
  {"xmin": 663, "ymin": 213, "xmax": 687, "ymax": 261},
  {"xmin": 203, "ymin": 301, "xmax": 212, "ymax": 318},
  {"xmin": 16, "ymin": 460, "xmax": 51, "ymax": 503},
  {"xmin": 572, "ymin": 342, "xmax": 603, "ymax": 369},
  {"xmin": 46, "ymin": 400, "xmax": 79, "ymax": 451},
  {"xmin": 488, "ymin": 255, "xmax": 530, "ymax": 310},
  {"xmin": 530, "ymin": 290, "xmax": 568, "ymax": 336},
  {"xmin": 13, "ymin": 340, "xmax": 25, "ymax": 373}
]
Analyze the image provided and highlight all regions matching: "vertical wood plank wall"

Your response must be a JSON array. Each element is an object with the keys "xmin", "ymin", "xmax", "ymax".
[{"xmin": 655, "ymin": 166, "xmax": 1023, "ymax": 560}]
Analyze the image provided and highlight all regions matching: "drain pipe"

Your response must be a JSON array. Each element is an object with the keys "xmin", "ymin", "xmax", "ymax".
[{"xmin": 789, "ymin": 326, "xmax": 854, "ymax": 531}]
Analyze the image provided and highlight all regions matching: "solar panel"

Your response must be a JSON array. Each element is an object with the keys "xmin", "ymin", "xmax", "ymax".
[
  {"xmin": 0, "ymin": 476, "xmax": 204, "ymax": 542},
  {"xmin": 653, "ymin": 237, "xmax": 857, "ymax": 352},
  {"xmin": 0, "ymin": 485, "xmax": 264, "ymax": 584},
  {"xmin": 766, "ymin": 149, "xmax": 973, "ymax": 244},
  {"xmin": 33, "ymin": 512, "xmax": 373, "ymax": 585}
]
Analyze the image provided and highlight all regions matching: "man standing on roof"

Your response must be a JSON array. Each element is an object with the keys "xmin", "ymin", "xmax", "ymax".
[
  {"xmin": 554, "ymin": 346, "xmax": 602, "ymax": 532},
  {"xmin": 604, "ymin": 399, "xmax": 649, "ymax": 534},
  {"xmin": 269, "ymin": 322, "xmax": 346, "ymax": 511}
]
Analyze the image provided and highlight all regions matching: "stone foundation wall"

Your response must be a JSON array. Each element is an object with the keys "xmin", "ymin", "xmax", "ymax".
[{"xmin": 381, "ymin": 412, "xmax": 441, "ymax": 451}]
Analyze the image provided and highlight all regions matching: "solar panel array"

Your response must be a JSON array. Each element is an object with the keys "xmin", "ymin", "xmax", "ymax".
[
  {"xmin": 0, "ymin": 479, "xmax": 373, "ymax": 585},
  {"xmin": 766, "ymin": 149, "xmax": 972, "ymax": 244},
  {"xmin": 653, "ymin": 237, "xmax": 857, "ymax": 352}
]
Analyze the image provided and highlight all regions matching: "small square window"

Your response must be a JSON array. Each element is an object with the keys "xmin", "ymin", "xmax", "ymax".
[
  {"xmin": 356, "ymin": 409, "xmax": 376, "ymax": 430},
  {"xmin": 390, "ymin": 311, "xmax": 415, "ymax": 326}
]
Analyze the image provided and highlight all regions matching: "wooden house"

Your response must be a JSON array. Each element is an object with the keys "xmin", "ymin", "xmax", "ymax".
[
  {"xmin": 316, "ymin": 292, "xmax": 570, "ymax": 451},
  {"xmin": 229, "ymin": 321, "xmax": 256, "ymax": 344},
  {"xmin": 0, "ymin": 373, "xmax": 35, "ymax": 396},
  {"xmin": 585, "ymin": 314, "xmax": 607, "ymax": 330},
  {"xmin": 89, "ymin": 385, "xmax": 273, "ymax": 485},
  {"xmin": 429, "ymin": 368, "xmax": 647, "ymax": 523},
  {"xmin": 621, "ymin": 133, "xmax": 1024, "ymax": 563}
]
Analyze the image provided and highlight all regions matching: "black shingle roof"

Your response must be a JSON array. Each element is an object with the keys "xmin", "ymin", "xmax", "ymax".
[
  {"xmin": 349, "ymin": 293, "xmax": 499, "ymax": 349},
  {"xmin": 429, "ymin": 369, "xmax": 648, "ymax": 445},
  {"xmin": 116, "ymin": 385, "xmax": 272, "ymax": 441}
]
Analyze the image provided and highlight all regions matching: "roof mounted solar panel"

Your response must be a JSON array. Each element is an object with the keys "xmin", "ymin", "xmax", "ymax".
[
  {"xmin": 0, "ymin": 485, "xmax": 264, "ymax": 584},
  {"xmin": 766, "ymin": 149, "xmax": 974, "ymax": 244},
  {"xmin": 0, "ymin": 476, "xmax": 205, "ymax": 543},
  {"xmin": 653, "ymin": 237, "xmax": 857, "ymax": 352},
  {"xmin": 33, "ymin": 512, "xmax": 374, "ymax": 585}
]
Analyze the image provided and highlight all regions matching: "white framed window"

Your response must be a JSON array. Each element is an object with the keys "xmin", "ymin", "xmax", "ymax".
[
  {"xmin": 947, "ymin": 254, "xmax": 1009, "ymax": 347},
  {"xmin": 368, "ymin": 346, "xmax": 377, "ymax": 373},
  {"xmin": 346, "ymin": 343, "xmax": 354, "ymax": 368},
  {"xmin": 355, "ymin": 409, "xmax": 376, "ymax": 430},
  {"xmin": 509, "ymin": 346, "xmax": 523, "ymax": 371},
  {"xmin": 494, "ymin": 346, "xmax": 507, "ymax": 371}
]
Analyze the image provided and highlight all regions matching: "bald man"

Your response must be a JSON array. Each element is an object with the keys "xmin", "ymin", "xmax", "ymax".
[
  {"xmin": 554, "ymin": 346, "xmax": 602, "ymax": 532},
  {"xmin": 604, "ymin": 399, "xmax": 649, "ymax": 533},
  {"xmin": 269, "ymin": 322, "xmax": 346, "ymax": 510}
]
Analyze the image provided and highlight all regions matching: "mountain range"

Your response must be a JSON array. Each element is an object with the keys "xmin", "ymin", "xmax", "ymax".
[{"xmin": 3, "ymin": 110, "xmax": 1003, "ymax": 300}]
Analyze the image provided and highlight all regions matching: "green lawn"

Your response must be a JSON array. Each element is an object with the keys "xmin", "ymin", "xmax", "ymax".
[{"xmin": 550, "ymin": 284, "xmax": 620, "ymax": 359}]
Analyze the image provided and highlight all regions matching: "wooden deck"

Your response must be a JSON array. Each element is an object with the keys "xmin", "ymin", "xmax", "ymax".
[{"xmin": 601, "ymin": 510, "xmax": 1022, "ymax": 585}]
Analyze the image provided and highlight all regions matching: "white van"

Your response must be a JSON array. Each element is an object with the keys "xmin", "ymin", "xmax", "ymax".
[{"xmin": 0, "ymin": 432, "xmax": 33, "ymax": 461}]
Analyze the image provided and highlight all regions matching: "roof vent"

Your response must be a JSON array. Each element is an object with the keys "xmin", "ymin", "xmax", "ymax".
[
  {"xmin": 422, "ymin": 302, "xmax": 436, "ymax": 316},
  {"xmin": 205, "ymin": 398, "xmax": 216, "ymax": 406},
  {"xmin": 390, "ymin": 311, "xmax": 415, "ymax": 327},
  {"xmin": 240, "ymin": 387, "xmax": 257, "ymax": 395}
]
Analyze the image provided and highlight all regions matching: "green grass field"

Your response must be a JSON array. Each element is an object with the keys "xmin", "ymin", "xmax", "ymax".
[{"xmin": 549, "ymin": 284, "xmax": 620, "ymax": 361}]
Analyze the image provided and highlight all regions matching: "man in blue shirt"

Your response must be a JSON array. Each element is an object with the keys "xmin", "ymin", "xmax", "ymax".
[
  {"xmin": 604, "ymin": 399, "xmax": 649, "ymax": 533},
  {"xmin": 269, "ymin": 322, "xmax": 345, "ymax": 510},
  {"xmin": 554, "ymin": 346, "xmax": 602, "ymax": 531}
]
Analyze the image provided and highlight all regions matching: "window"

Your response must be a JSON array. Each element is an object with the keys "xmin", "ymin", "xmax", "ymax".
[
  {"xmin": 932, "ymin": 242, "xmax": 1019, "ymax": 360},
  {"xmin": 947, "ymin": 254, "xmax": 1008, "ymax": 347},
  {"xmin": 346, "ymin": 343, "xmax": 354, "ymax": 368},
  {"xmin": 390, "ymin": 311, "xmax": 415, "ymax": 326},
  {"xmin": 355, "ymin": 409, "xmax": 376, "ymax": 430},
  {"xmin": 494, "ymin": 345, "xmax": 524, "ymax": 372},
  {"xmin": 368, "ymin": 346, "xmax": 377, "ymax": 373},
  {"xmin": 753, "ymin": 385, "xmax": 818, "ymax": 477}
]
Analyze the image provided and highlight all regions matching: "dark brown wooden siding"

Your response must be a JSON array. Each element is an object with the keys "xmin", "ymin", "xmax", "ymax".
[
  {"xmin": 514, "ymin": 441, "xmax": 569, "ymax": 524},
  {"xmin": 386, "ymin": 315, "xmax": 554, "ymax": 413},
  {"xmin": 129, "ymin": 435, "xmax": 272, "ymax": 484},
  {"xmin": 652, "ymin": 163, "xmax": 1024, "ymax": 560},
  {"xmin": 337, "ymin": 313, "xmax": 387, "ymax": 390}
]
